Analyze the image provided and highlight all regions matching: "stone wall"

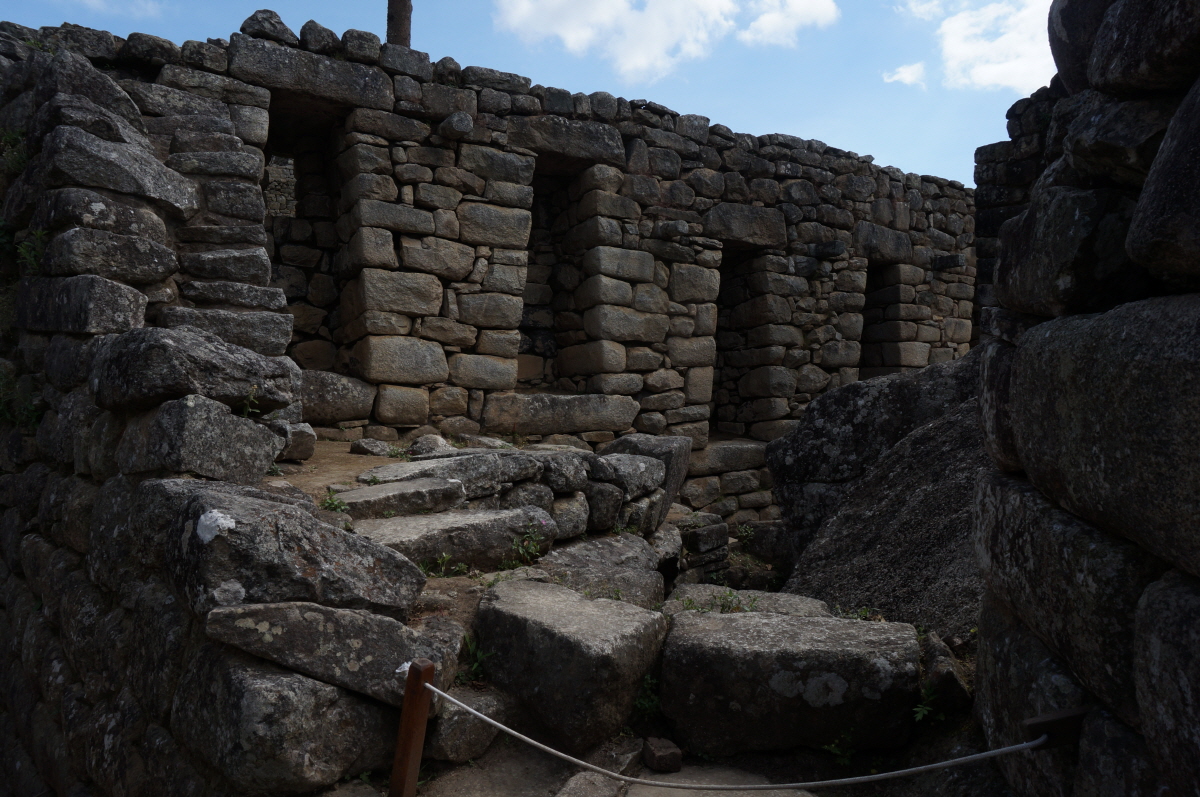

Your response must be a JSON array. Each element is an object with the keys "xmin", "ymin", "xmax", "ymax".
[
  {"xmin": 0, "ymin": 9, "xmax": 976, "ymax": 795},
  {"xmin": 973, "ymin": 0, "xmax": 1200, "ymax": 794}
]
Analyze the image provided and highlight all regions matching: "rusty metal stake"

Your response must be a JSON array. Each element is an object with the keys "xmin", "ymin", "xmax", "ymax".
[{"xmin": 388, "ymin": 658, "xmax": 435, "ymax": 797}]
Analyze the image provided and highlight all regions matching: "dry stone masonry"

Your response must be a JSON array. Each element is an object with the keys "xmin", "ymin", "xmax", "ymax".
[{"xmin": 0, "ymin": 7, "xmax": 988, "ymax": 796}]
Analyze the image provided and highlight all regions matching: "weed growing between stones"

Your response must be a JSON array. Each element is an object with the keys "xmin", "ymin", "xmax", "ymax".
[
  {"xmin": 419, "ymin": 553, "xmax": 468, "ymax": 579},
  {"xmin": 15, "ymin": 229, "xmax": 46, "ymax": 276},
  {"xmin": 500, "ymin": 522, "xmax": 549, "ymax": 569},
  {"xmin": 820, "ymin": 732, "xmax": 856, "ymax": 766},
  {"xmin": 386, "ymin": 444, "xmax": 411, "ymax": 460},
  {"xmin": 455, "ymin": 634, "xmax": 492, "ymax": 686},
  {"xmin": 319, "ymin": 488, "xmax": 349, "ymax": 513},
  {"xmin": 0, "ymin": 129, "xmax": 27, "ymax": 175}
]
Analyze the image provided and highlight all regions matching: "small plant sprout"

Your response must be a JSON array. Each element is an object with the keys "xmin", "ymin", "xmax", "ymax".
[{"xmin": 319, "ymin": 489, "xmax": 349, "ymax": 513}]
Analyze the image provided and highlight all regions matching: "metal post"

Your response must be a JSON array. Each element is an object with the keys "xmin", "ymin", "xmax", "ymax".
[
  {"xmin": 387, "ymin": 0, "xmax": 413, "ymax": 47},
  {"xmin": 388, "ymin": 658, "xmax": 435, "ymax": 797}
]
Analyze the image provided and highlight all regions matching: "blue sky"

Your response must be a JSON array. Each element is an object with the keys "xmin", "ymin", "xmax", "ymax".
[{"xmin": 5, "ymin": 1, "xmax": 1057, "ymax": 185}]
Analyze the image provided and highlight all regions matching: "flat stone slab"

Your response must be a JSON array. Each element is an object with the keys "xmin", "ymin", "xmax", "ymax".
[
  {"xmin": 482, "ymin": 393, "xmax": 639, "ymax": 436},
  {"xmin": 539, "ymin": 533, "xmax": 659, "ymax": 571},
  {"xmin": 661, "ymin": 613, "xmax": 920, "ymax": 755},
  {"xmin": 358, "ymin": 453, "xmax": 541, "ymax": 499},
  {"xmin": 205, "ymin": 602, "xmax": 460, "ymax": 707},
  {"xmin": 662, "ymin": 584, "xmax": 832, "ymax": 618},
  {"xmin": 356, "ymin": 507, "xmax": 558, "ymax": 571},
  {"xmin": 477, "ymin": 580, "xmax": 669, "ymax": 753},
  {"xmin": 337, "ymin": 477, "xmax": 466, "ymax": 519},
  {"xmin": 687, "ymin": 439, "xmax": 766, "ymax": 477}
]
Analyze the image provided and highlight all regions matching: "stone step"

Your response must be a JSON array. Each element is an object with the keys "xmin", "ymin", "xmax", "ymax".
[
  {"xmin": 336, "ymin": 477, "xmax": 465, "ymax": 520},
  {"xmin": 355, "ymin": 506, "xmax": 558, "ymax": 571},
  {"xmin": 358, "ymin": 452, "xmax": 541, "ymax": 499}
]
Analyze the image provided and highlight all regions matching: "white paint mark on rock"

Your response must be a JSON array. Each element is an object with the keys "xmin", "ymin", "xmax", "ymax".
[{"xmin": 196, "ymin": 509, "xmax": 236, "ymax": 543}]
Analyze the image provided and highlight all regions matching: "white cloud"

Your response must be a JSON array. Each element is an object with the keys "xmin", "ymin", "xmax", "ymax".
[
  {"xmin": 737, "ymin": 0, "xmax": 840, "ymax": 47},
  {"xmin": 896, "ymin": 0, "xmax": 944, "ymax": 20},
  {"xmin": 71, "ymin": 0, "xmax": 165, "ymax": 17},
  {"xmin": 495, "ymin": 0, "xmax": 841, "ymax": 82},
  {"xmin": 883, "ymin": 61, "xmax": 927, "ymax": 88},
  {"xmin": 938, "ymin": 0, "xmax": 1055, "ymax": 93}
]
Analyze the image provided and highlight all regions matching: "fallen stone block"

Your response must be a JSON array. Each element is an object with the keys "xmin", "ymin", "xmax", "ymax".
[
  {"xmin": 171, "ymin": 644, "xmax": 395, "ymax": 794},
  {"xmin": 476, "ymin": 580, "xmax": 668, "ymax": 753},
  {"xmin": 204, "ymin": 602, "xmax": 460, "ymax": 706},
  {"xmin": 601, "ymin": 453, "xmax": 666, "ymax": 501},
  {"xmin": 336, "ymin": 478, "xmax": 466, "ymax": 519},
  {"xmin": 166, "ymin": 488, "xmax": 425, "ymax": 617},
  {"xmin": 356, "ymin": 506, "xmax": 557, "ymax": 571},
  {"xmin": 540, "ymin": 533, "xmax": 659, "ymax": 572},
  {"xmin": 358, "ymin": 452, "xmax": 541, "ymax": 499},
  {"xmin": 602, "ymin": 433, "xmax": 692, "ymax": 529},
  {"xmin": 116, "ymin": 394, "xmax": 282, "ymax": 483},
  {"xmin": 661, "ymin": 612, "xmax": 920, "ymax": 755}
]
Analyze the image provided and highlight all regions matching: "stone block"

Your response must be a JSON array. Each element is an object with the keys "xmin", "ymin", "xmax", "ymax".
[
  {"xmin": 159, "ymin": 307, "xmax": 293, "ymax": 356},
  {"xmin": 350, "ymin": 200, "xmax": 435, "ymax": 234},
  {"xmin": 375, "ymin": 385, "xmax": 429, "ymax": 426},
  {"xmin": 880, "ymin": 341, "xmax": 930, "ymax": 367},
  {"xmin": 1087, "ymin": 0, "xmax": 1200, "ymax": 96},
  {"xmin": 401, "ymin": 236, "xmax": 475, "ymax": 280},
  {"xmin": 575, "ymin": 274, "xmax": 633, "ymax": 310},
  {"xmin": 739, "ymin": 366, "xmax": 797, "ymax": 399},
  {"xmin": 301, "ymin": 370, "xmax": 376, "ymax": 425},
  {"xmin": 43, "ymin": 228, "xmax": 176, "ymax": 285},
  {"xmin": 228, "ymin": 33, "xmax": 392, "ymax": 109},
  {"xmin": 668, "ymin": 264, "xmax": 721, "ymax": 303},
  {"xmin": 506, "ymin": 116, "xmax": 626, "ymax": 169},
  {"xmin": 475, "ymin": 329, "xmax": 522, "ymax": 358},
  {"xmin": 482, "ymin": 393, "xmax": 639, "ymax": 435},
  {"xmin": 424, "ymin": 686, "xmax": 516, "ymax": 763},
  {"xmin": 337, "ymin": 478, "xmax": 465, "ymax": 521},
  {"xmin": 821, "ymin": 340, "xmax": 860, "ymax": 368},
  {"xmin": 421, "ymin": 317, "xmax": 477, "ymax": 347},
  {"xmin": 476, "ymin": 580, "xmax": 668, "ymax": 752},
  {"xmin": 457, "ymin": 292, "xmax": 524, "ymax": 329},
  {"xmin": 588, "ymin": 373, "xmax": 643, "ymax": 395},
  {"xmin": 661, "ymin": 612, "xmax": 920, "ymax": 755},
  {"xmin": 976, "ymin": 471, "xmax": 1168, "ymax": 726},
  {"xmin": 17, "ymin": 275, "xmax": 146, "ymax": 335},
  {"xmin": 583, "ymin": 305, "xmax": 669, "ymax": 343},
  {"xmin": 1074, "ymin": 707, "xmax": 1166, "ymax": 797},
  {"xmin": 457, "ymin": 204, "xmax": 532, "ymax": 248},
  {"xmin": 689, "ymin": 439, "xmax": 766, "ymax": 477},
  {"xmin": 730, "ymin": 295, "xmax": 791, "ymax": 328},
  {"xmin": 702, "ymin": 203, "xmax": 786, "ymax": 247},
  {"xmin": 1007, "ymin": 296, "xmax": 1200, "ymax": 576},
  {"xmin": 180, "ymin": 248, "xmax": 271, "ymax": 285},
  {"xmin": 583, "ymin": 246, "xmax": 654, "ymax": 283},
  {"xmin": 448, "ymin": 354, "xmax": 517, "ymax": 390},
  {"xmin": 578, "ymin": 189, "xmax": 640, "ymax": 220},
  {"xmin": 558, "ymin": 340, "xmax": 626, "ymax": 376},
  {"xmin": 351, "ymin": 336, "xmax": 449, "ymax": 385},
  {"xmin": 684, "ymin": 366, "xmax": 714, "ymax": 403},
  {"xmin": 667, "ymin": 336, "xmax": 716, "ymax": 367},
  {"xmin": 342, "ymin": 269, "xmax": 443, "ymax": 317},
  {"xmin": 117, "ymin": 394, "xmax": 282, "ymax": 483},
  {"xmin": 358, "ymin": 506, "xmax": 556, "ymax": 571}
]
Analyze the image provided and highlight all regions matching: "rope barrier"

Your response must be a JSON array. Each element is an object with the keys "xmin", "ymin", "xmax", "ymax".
[{"xmin": 425, "ymin": 682, "xmax": 1049, "ymax": 792}]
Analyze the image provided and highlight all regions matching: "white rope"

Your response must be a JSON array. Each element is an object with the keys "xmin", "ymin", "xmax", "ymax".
[{"xmin": 425, "ymin": 683, "xmax": 1048, "ymax": 792}]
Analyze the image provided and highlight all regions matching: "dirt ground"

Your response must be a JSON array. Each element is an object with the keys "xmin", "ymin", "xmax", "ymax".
[{"xmin": 269, "ymin": 441, "xmax": 392, "ymax": 501}]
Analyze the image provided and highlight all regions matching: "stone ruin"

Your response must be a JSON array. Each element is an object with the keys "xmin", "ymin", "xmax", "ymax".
[{"xmin": 11, "ymin": 1, "xmax": 1196, "ymax": 796}]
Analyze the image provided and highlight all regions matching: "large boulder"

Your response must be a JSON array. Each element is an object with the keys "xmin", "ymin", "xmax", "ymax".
[
  {"xmin": 975, "ymin": 471, "xmax": 1168, "ymax": 726},
  {"xmin": 171, "ymin": 644, "xmax": 395, "ymax": 793},
  {"xmin": 16, "ymin": 275, "xmax": 147, "ymax": 335},
  {"xmin": 1049, "ymin": 0, "xmax": 1119, "ymax": 94},
  {"xmin": 355, "ymin": 507, "xmax": 557, "ymax": 571},
  {"xmin": 1004, "ymin": 296, "xmax": 1200, "ymax": 577},
  {"xmin": 165, "ymin": 489, "xmax": 425, "ymax": 618},
  {"xmin": 660, "ymin": 611, "xmax": 921, "ymax": 755},
  {"xmin": 476, "ymin": 580, "xmax": 668, "ymax": 753},
  {"xmin": 1087, "ymin": 0, "xmax": 1200, "ymax": 96},
  {"xmin": 205, "ymin": 602, "xmax": 461, "ymax": 706},
  {"xmin": 782, "ymin": 401, "xmax": 990, "ymax": 640},
  {"xmin": 301, "ymin": 370, "xmax": 377, "ymax": 425}
]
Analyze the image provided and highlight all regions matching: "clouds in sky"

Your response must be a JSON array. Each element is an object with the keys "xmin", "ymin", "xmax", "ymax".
[
  {"xmin": 889, "ymin": 0, "xmax": 1055, "ymax": 94},
  {"xmin": 493, "ymin": 0, "xmax": 839, "ymax": 82},
  {"xmin": 884, "ymin": 61, "xmax": 927, "ymax": 88}
]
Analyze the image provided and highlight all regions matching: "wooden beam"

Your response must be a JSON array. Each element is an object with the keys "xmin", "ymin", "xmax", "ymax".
[{"xmin": 388, "ymin": 658, "xmax": 435, "ymax": 797}]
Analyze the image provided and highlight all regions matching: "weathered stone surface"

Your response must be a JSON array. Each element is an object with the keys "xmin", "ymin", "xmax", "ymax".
[
  {"xmin": 171, "ymin": 645, "xmax": 395, "ymax": 793},
  {"xmin": 1126, "ymin": 77, "xmax": 1200, "ymax": 285},
  {"xmin": 159, "ymin": 307, "xmax": 292, "ymax": 357},
  {"xmin": 1006, "ymin": 297, "xmax": 1200, "ymax": 577},
  {"xmin": 336, "ymin": 478, "xmax": 465, "ymax": 520},
  {"xmin": 583, "ymin": 305, "xmax": 669, "ymax": 343},
  {"xmin": 357, "ymin": 507, "xmax": 556, "ymax": 571},
  {"xmin": 29, "ymin": 92, "xmax": 150, "ymax": 150},
  {"xmin": 351, "ymin": 336, "xmax": 449, "ymax": 385},
  {"xmin": 602, "ymin": 433, "xmax": 692, "ymax": 530},
  {"xmin": 342, "ymin": 269, "xmax": 443, "ymax": 318},
  {"xmin": 205, "ymin": 602, "xmax": 459, "ymax": 706},
  {"xmin": 784, "ymin": 401, "xmax": 990, "ymax": 640},
  {"xmin": 576, "ymin": 274, "xmax": 633, "ymax": 310},
  {"xmin": 1135, "ymin": 570, "xmax": 1200, "ymax": 794},
  {"xmin": 853, "ymin": 221, "xmax": 913, "ymax": 265},
  {"xmin": 457, "ymin": 293, "xmax": 524, "ymax": 329},
  {"xmin": 663, "ymin": 584, "xmax": 832, "ymax": 618},
  {"xmin": 41, "ymin": 126, "xmax": 198, "ymax": 218},
  {"xmin": 457, "ymin": 204, "xmax": 533, "ymax": 248},
  {"xmin": 689, "ymin": 438, "xmax": 766, "ymax": 477},
  {"xmin": 117, "ymin": 394, "xmax": 282, "ymax": 483},
  {"xmin": 17, "ymin": 275, "xmax": 146, "ymax": 335},
  {"xmin": 92, "ymin": 325, "xmax": 296, "ymax": 412},
  {"xmin": 1049, "ymin": 0, "xmax": 1120, "ymax": 94},
  {"xmin": 600, "ymin": 454, "xmax": 666, "ymax": 502},
  {"xmin": 228, "ymin": 34, "xmax": 392, "ymax": 110},
  {"xmin": 661, "ymin": 612, "xmax": 920, "ymax": 755},
  {"xmin": 158, "ymin": 64, "xmax": 271, "ymax": 107},
  {"xmin": 702, "ymin": 204, "xmax": 786, "ymax": 247},
  {"xmin": 425, "ymin": 686, "xmax": 517, "ymax": 763},
  {"xmin": 1063, "ymin": 91, "xmax": 1178, "ymax": 188},
  {"xmin": 998, "ymin": 184, "xmax": 1145, "ymax": 316},
  {"xmin": 123, "ymin": 80, "xmax": 229, "ymax": 117},
  {"xmin": 483, "ymin": 393, "xmax": 639, "ymax": 435},
  {"xmin": 549, "ymin": 491, "xmax": 590, "ymax": 540},
  {"xmin": 477, "ymin": 580, "xmax": 668, "ymax": 752},
  {"xmin": 240, "ymin": 9, "xmax": 299, "ymax": 45},
  {"xmin": 1075, "ymin": 707, "xmax": 1165, "ymax": 797},
  {"xmin": 179, "ymin": 279, "xmax": 286, "ymax": 310},
  {"xmin": 167, "ymin": 487, "xmax": 425, "ymax": 617},
  {"xmin": 301, "ymin": 371, "xmax": 376, "ymax": 425},
  {"xmin": 558, "ymin": 340, "xmax": 627, "ymax": 376},
  {"xmin": 32, "ymin": 49, "xmax": 142, "ymax": 125},
  {"xmin": 668, "ymin": 264, "xmax": 720, "ymax": 303},
  {"xmin": 375, "ymin": 384, "xmax": 429, "ymax": 426},
  {"xmin": 276, "ymin": 422, "xmax": 317, "ymax": 461},
  {"xmin": 31, "ymin": 187, "xmax": 166, "ymax": 243},
  {"xmin": 181, "ymin": 248, "xmax": 272, "ymax": 285},
  {"xmin": 975, "ymin": 595, "xmax": 1088, "ymax": 797},
  {"xmin": 346, "ymin": 108, "xmax": 430, "ymax": 140},
  {"xmin": 402, "ymin": 236, "xmax": 475, "ymax": 280},
  {"xmin": 976, "ymin": 471, "xmax": 1167, "ymax": 725},
  {"xmin": 359, "ymin": 452, "xmax": 541, "ymax": 498},
  {"xmin": 507, "ymin": 116, "xmax": 625, "ymax": 170},
  {"xmin": 583, "ymin": 247, "xmax": 654, "ymax": 282},
  {"xmin": 449, "ymin": 354, "xmax": 518, "ymax": 390},
  {"xmin": 1087, "ymin": 0, "xmax": 1200, "ymax": 96},
  {"xmin": 541, "ymin": 533, "xmax": 659, "ymax": 572}
]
